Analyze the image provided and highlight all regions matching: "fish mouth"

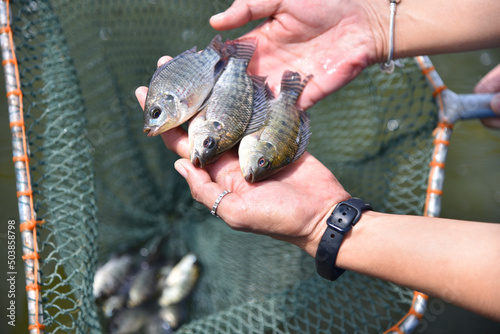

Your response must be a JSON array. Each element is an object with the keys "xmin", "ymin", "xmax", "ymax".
[
  {"xmin": 191, "ymin": 152, "xmax": 203, "ymax": 168},
  {"xmin": 244, "ymin": 168, "xmax": 255, "ymax": 183},
  {"xmin": 143, "ymin": 127, "xmax": 160, "ymax": 137}
]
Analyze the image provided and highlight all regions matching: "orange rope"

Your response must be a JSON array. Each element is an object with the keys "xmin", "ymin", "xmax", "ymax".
[
  {"xmin": 2, "ymin": 0, "xmax": 43, "ymax": 332},
  {"xmin": 432, "ymin": 85, "xmax": 447, "ymax": 98},
  {"xmin": 9, "ymin": 120, "xmax": 24, "ymax": 128},
  {"xmin": 19, "ymin": 219, "xmax": 44, "ymax": 232},
  {"xmin": 383, "ymin": 292, "xmax": 428, "ymax": 333}
]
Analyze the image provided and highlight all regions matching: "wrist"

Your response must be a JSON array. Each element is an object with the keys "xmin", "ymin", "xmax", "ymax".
[
  {"xmin": 358, "ymin": 0, "xmax": 393, "ymax": 65},
  {"xmin": 314, "ymin": 198, "xmax": 374, "ymax": 280}
]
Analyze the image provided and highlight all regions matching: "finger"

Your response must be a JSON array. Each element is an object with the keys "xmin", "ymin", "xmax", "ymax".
[
  {"xmin": 210, "ymin": 0, "xmax": 281, "ymax": 31},
  {"xmin": 474, "ymin": 64, "xmax": 500, "ymax": 94},
  {"xmin": 174, "ymin": 159, "xmax": 235, "ymax": 219},
  {"xmin": 480, "ymin": 93, "xmax": 500, "ymax": 129},
  {"xmin": 135, "ymin": 86, "xmax": 148, "ymax": 110},
  {"xmin": 160, "ymin": 127, "xmax": 190, "ymax": 158},
  {"xmin": 157, "ymin": 56, "xmax": 173, "ymax": 68}
]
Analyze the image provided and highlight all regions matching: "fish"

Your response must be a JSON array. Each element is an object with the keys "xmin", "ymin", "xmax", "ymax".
[
  {"xmin": 143, "ymin": 35, "xmax": 230, "ymax": 136},
  {"xmin": 158, "ymin": 253, "xmax": 199, "ymax": 307},
  {"xmin": 146, "ymin": 315, "xmax": 174, "ymax": 334},
  {"xmin": 127, "ymin": 263, "xmax": 160, "ymax": 308},
  {"xmin": 238, "ymin": 71, "xmax": 312, "ymax": 183},
  {"xmin": 108, "ymin": 307, "xmax": 150, "ymax": 334},
  {"xmin": 158, "ymin": 304, "xmax": 186, "ymax": 330},
  {"xmin": 93, "ymin": 254, "xmax": 134, "ymax": 301},
  {"xmin": 102, "ymin": 294, "xmax": 127, "ymax": 319},
  {"xmin": 188, "ymin": 38, "xmax": 268, "ymax": 168}
]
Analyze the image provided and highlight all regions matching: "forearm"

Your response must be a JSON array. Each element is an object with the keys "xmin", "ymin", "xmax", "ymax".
[
  {"xmin": 329, "ymin": 211, "xmax": 500, "ymax": 320},
  {"xmin": 367, "ymin": 0, "xmax": 500, "ymax": 62}
]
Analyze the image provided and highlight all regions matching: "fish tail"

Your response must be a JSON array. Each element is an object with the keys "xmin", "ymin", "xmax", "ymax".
[
  {"xmin": 226, "ymin": 37, "xmax": 257, "ymax": 63},
  {"xmin": 280, "ymin": 70, "xmax": 313, "ymax": 102},
  {"xmin": 206, "ymin": 34, "xmax": 225, "ymax": 56}
]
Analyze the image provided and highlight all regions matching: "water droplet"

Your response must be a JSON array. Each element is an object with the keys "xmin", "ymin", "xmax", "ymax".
[
  {"xmin": 99, "ymin": 28, "xmax": 112, "ymax": 41},
  {"xmin": 480, "ymin": 52, "xmax": 492, "ymax": 66},
  {"xmin": 181, "ymin": 29, "xmax": 194, "ymax": 41},
  {"xmin": 387, "ymin": 119, "xmax": 399, "ymax": 131}
]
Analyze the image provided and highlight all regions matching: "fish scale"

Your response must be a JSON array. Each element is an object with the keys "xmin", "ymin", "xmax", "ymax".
[
  {"xmin": 239, "ymin": 71, "xmax": 312, "ymax": 183},
  {"xmin": 143, "ymin": 35, "xmax": 228, "ymax": 136},
  {"xmin": 189, "ymin": 38, "xmax": 267, "ymax": 168}
]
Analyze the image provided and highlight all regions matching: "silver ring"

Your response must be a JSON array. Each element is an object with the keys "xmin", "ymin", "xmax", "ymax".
[{"xmin": 211, "ymin": 190, "xmax": 231, "ymax": 218}]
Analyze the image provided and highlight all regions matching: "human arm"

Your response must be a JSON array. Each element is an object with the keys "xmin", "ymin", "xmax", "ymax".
[
  {"xmin": 209, "ymin": 0, "xmax": 500, "ymax": 110},
  {"xmin": 137, "ymin": 83, "xmax": 500, "ymax": 321}
]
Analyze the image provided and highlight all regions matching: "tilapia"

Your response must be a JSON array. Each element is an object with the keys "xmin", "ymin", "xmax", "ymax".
[
  {"xmin": 159, "ymin": 304, "xmax": 186, "ymax": 330},
  {"xmin": 188, "ymin": 38, "xmax": 268, "ymax": 167},
  {"xmin": 102, "ymin": 294, "xmax": 127, "ymax": 318},
  {"xmin": 127, "ymin": 263, "xmax": 160, "ymax": 308},
  {"xmin": 159, "ymin": 253, "xmax": 199, "ymax": 307},
  {"xmin": 143, "ymin": 35, "xmax": 229, "ymax": 136},
  {"xmin": 93, "ymin": 254, "xmax": 134, "ymax": 300},
  {"xmin": 239, "ymin": 71, "xmax": 312, "ymax": 183},
  {"xmin": 109, "ymin": 307, "xmax": 150, "ymax": 334}
]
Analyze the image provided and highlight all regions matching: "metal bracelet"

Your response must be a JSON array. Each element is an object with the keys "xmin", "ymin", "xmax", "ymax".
[{"xmin": 380, "ymin": 0, "xmax": 401, "ymax": 73}]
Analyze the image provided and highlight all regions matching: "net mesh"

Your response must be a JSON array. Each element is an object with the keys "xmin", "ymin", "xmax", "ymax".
[{"xmin": 8, "ymin": 0, "xmax": 438, "ymax": 333}]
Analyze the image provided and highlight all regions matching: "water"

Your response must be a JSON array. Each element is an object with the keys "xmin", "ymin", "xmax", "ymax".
[{"xmin": 1, "ymin": 50, "xmax": 499, "ymax": 333}]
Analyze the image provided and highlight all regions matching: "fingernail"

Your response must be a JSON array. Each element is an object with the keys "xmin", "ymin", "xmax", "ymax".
[
  {"xmin": 174, "ymin": 160, "xmax": 187, "ymax": 178},
  {"xmin": 491, "ymin": 94, "xmax": 500, "ymax": 115}
]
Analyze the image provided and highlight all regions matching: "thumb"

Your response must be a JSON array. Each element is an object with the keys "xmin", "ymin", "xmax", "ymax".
[
  {"xmin": 480, "ymin": 93, "xmax": 500, "ymax": 129},
  {"xmin": 210, "ymin": 0, "xmax": 281, "ymax": 31},
  {"xmin": 491, "ymin": 93, "xmax": 500, "ymax": 115}
]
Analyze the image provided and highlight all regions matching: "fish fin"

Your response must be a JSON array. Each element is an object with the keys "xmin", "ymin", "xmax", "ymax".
[
  {"xmin": 280, "ymin": 70, "xmax": 313, "ymax": 102},
  {"xmin": 213, "ymin": 58, "xmax": 227, "ymax": 79},
  {"xmin": 265, "ymin": 82, "xmax": 275, "ymax": 100},
  {"xmin": 226, "ymin": 37, "xmax": 257, "ymax": 63},
  {"xmin": 206, "ymin": 34, "xmax": 225, "ymax": 56},
  {"xmin": 244, "ymin": 75, "xmax": 269, "ymax": 135},
  {"xmin": 291, "ymin": 111, "xmax": 311, "ymax": 164}
]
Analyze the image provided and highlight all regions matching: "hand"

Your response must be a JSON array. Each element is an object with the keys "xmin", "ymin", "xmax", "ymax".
[
  {"xmin": 136, "ymin": 79, "xmax": 351, "ymax": 257},
  {"xmin": 209, "ymin": 0, "xmax": 387, "ymax": 110},
  {"xmin": 474, "ymin": 63, "xmax": 500, "ymax": 129}
]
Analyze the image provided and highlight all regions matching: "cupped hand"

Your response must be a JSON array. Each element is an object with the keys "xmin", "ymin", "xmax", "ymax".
[
  {"xmin": 136, "ymin": 82, "xmax": 350, "ymax": 257},
  {"xmin": 210, "ymin": 0, "xmax": 386, "ymax": 110},
  {"xmin": 474, "ymin": 63, "xmax": 500, "ymax": 129}
]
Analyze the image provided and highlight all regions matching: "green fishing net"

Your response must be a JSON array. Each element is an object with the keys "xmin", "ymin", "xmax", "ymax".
[{"xmin": 8, "ymin": 0, "xmax": 437, "ymax": 332}]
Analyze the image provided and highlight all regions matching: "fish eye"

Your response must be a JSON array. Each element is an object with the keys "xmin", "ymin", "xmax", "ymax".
[
  {"xmin": 258, "ymin": 157, "xmax": 269, "ymax": 169},
  {"xmin": 150, "ymin": 108, "xmax": 162, "ymax": 119},
  {"xmin": 203, "ymin": 137, "xmax": 216, "ymax": 149}
]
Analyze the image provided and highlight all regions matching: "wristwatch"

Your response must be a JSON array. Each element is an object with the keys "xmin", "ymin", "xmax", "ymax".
[{"xmin": 315, "ymin": 198, "xmax": 373, "ymax": 281}]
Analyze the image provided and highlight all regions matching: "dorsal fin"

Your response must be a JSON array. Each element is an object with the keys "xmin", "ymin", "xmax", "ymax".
[
  {"xmin": 244, "ymin": 75, "xmax": 269, "ymax": 135},
  {"xmin": 290, "ymin": 111, "xmax": 311, "ymax": 164},
  {"xmin": 225, "ymin": 37, "xmax": 257, "ymax": 63}
]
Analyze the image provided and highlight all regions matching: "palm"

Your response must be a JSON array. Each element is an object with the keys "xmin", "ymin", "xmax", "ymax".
[
  {"xmin": 199, "ymin": 148, "xmax": 349, "ymax": 243},
  {"xmin": 212, "ymin": 0, "xmax": 381, "ymax": 109}
]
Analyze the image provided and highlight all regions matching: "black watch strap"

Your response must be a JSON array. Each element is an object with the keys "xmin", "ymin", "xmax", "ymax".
[{"xmin": 315, "ymin": 198, "xmax": 373, "ymax": 281}]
